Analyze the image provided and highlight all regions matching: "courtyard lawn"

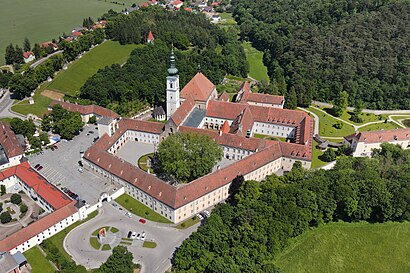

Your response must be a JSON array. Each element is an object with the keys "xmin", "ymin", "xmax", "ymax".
[
  {"xmin": 115, "ymin": 194, "xmax": 172, "ymax": 224},
  {"xmin": 275, "ymin": 221, "xmax": 410, "ymax": 273},
  {"xmin": 138, "ymin": 153, "xmax": 155, "ymax": 173},
  {"xmin": 24, "ymin": 246, "xmax": 55, "ymax": 273},
  {"xmin": 359, "ymin": 122, "xmax": 399, "ymax": 132},
  {"xmin": 90, "ymin": 237, "xmax": 101, "ymax": 250},
  {"xmin": 242, "ymin": 42, "xmax": 269, "ymax": 82},
  {"xmin": 43, "ymin": 41, "xmax": 139, "ymax": 96},
  {"xmin": 306, "ymin": 107, "xmax": 355, "ymax": 137},
  {"xmin": 253, "ymin": 133, "xmax": 287, "ymax": 142},
  {"xmin": 311, "ymin": 141, "xmax": 328, "ymax": 169},
  {"xmin": 175, "ymin": 216, "xmax": 200, "ymax": 229},
  {"xmin": 0, "ymin": 0, "xmax": 145, "ymax": 66}
]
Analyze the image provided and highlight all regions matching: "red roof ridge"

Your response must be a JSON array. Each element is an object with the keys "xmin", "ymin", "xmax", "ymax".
[{"xmin": 180, "ymin": 72, "xmax": 215, "ymax": 102}]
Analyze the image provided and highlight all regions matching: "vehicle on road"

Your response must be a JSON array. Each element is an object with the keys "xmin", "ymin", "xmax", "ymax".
[
  {"xmin": 131, "ymin": 232, "xmax": 137, "ymax": 239},
  {"xmin": 125, "ymin": 212, "xmax": 132, "ymax": 218},
  {"xmin": 139, "ymin": 218, "xmax": 146, "ymax": 224}
]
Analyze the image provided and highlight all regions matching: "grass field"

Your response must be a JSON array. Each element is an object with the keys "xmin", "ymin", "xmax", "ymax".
[
  {"xmin": 242, "ymin": 42, "xmax": 269, "ymax": 82},
  {"xmin": 175, "ymin": 216, "xmax": 200, "ymax": 229},
  {"xmin": 0, "ymin": 0, "xmax": 144, "ymax": 66},
  {"xmin": 11, "ymin": 41, "xmax": 137, "ymax": 117},
  {"xmin": 143, "ymin": 241, "xmax": 157, "ymax": 248},
  {"xmin": 306, "ymin": 107, "xmax": 355, "ymax": 137},
  {"xmin": 359, "ymin": 122, "xmax": 399, "ymax": 132},
  {"xmin": 276, "ymin": 221, "xmax": 410, "ymax": 273},
  {"xmin": 115, "ymin": 194, "xmax": 172, "ymax": 224},
  {"xmin": 311, "ymin": 141, "xmax": 328, "ymax": 169},
  {"xmin": 24, "ymin": 246, "xmax": 55, "ymax": 273},
  {"xmin": 44, "ymin": 41, "xmax": 139, "ymax": 96}
]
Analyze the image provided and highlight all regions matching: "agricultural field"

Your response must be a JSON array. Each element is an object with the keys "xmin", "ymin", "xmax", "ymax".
[
  {"xmin": 276, "ymin": 221, "xmax": 410, "ymax": 273},
  {"xmin": 242, "ymin": 42, "xmax": 269, "ymax": 82},
  {"xmin": 11, "ymin": 41, "xmax": 138, "ymax": 117},
  {"xmin": 43, "ymin": 41, "xmax": 139, "ymax": 96},
  {"xmin": 0, "ymin": 0, "xmax": 144, "ymax": 65}
]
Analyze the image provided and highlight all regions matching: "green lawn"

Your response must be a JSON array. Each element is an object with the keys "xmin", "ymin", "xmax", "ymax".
[
  {"xmin": 253, "ymin": 133, "xmax": 287, "ymax": 142},
  {"xmin": 0, "ymin": 0, "xmax": 145, "ymax": 66},
  {"xmin": 102, "ymin": 244, "xmax": 111, "ymax": 251},
  {"xmin": 143, "ymin": 241, "xmax": 157, "ymax": 248},
  {"xmin": 44, "ymin": 210, "xmax": 98, "ymax": 260},
  {"xmin": 359, "ymin": 122, "xmax": 399, "ymax": 132},
  {"xmin": 320, "ymin": 107, "xmax": 382, "ymax": 125},
  {"xmin": 90, "ymin": 237, "xmax": 101, "ymax": 250},
  {"xmin": 275, "ymin": 221, "xmax": 410, "ymax": 273},
  {"xmin": 219, "ymin": 12, "xmax": 237, "ymax": 25},
  {"xmin": 242, "ymin": 42, "xmax": 269, "ymax": 82},
  {"xmin": 311, "ymin": 141, "xmax": 328, "ymax": 169},
  {"xmin": 115, "ymin": 194, "xmax": 172, "ymax": 224},
  {"xmin": 24, "ymin": 246, "xmax": 55, "ymax": 273},
  {"xmin": 306, "ymin": 107, "xmax": 355, "ymax": 137},
  {"xmin": 44, "ymin": 41, "xmax": 139, "ymax": 96},
  {"xmin": 175, "ymin": 216, "xmax": 200, "ymax": 229},
  {"xmin": 11, "ymin": 90, "xmax": 52, "ymax": 117},
  {"xmin": 390, "ymin": 116, "xmax": 410, "ymax": 127},
  {"xmin": 138, "ymin": 153, "xmax": 154, "ymax": 173},
  {"xmin": 110, "ymin": 227, "xmax": 119, "ymax": 233}
]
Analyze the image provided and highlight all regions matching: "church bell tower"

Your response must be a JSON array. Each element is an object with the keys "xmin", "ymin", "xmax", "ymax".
[{"xmin": 166, "ymin": 48, "xmax": 180, "ymax": 119}]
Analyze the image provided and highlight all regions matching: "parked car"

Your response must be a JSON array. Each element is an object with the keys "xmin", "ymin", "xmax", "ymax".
[
  {"xmin": 131, "ymin": 232, "xmax": 137, "ymax": 239},
  {"xmin": 141, "ymin": 232, "xmax": 146, "ymax": 241},
  {"xmin": 201, "ymin": 210, "xmax": 210, "ymax": 218},
  {"xmin": 197, "ymin": 214, "xmax": 203, "ymax": 220},
  {"xmin": 139, "ymin": 218, "xmax": 146, "ymax": 224},
  {"xmin": 125, "ymin": 212, "xmax": 132, "ymax": 218},
  {"xmin": 37, "ymin": 166, "xmax": 43, "ymax": 171},
  {"xmin": 127, "ymin": 231, "xmax": 132, "ymax": 239},
  {"xmin": 34, "ymin": 164, "xmax": 40, "ymax": 169},
  {"xmin": 88, "ymin": 131, "xmax": 94, "ymax": 134},
  {"xmin": 78, "ymin": 167, "xmax": 84, "ymax": 173},
  {"xmin": 136, "ymin": 233, "xmax": 141, "ymax": 240},
  {"xmin": 111, "ymin": 203, "xmax": 117, "ymax": 207},
  {"xmin": 35, "ymin": 165, "xmax": 42, "ymax": 170}
]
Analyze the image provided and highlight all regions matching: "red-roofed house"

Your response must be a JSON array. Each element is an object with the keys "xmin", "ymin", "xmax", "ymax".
[
  {"xmin": 49, "ymin": 101, "xmax": 119, "ymax": 122},
  {"xmin": 344, "ymin": 128, "xmax": 410, "ymax": 157},
  {"xmin": 236, "ymin": 81, "xmax": 284, "ymax": 108},
  {"xmin": 22, "ymin": 51, "xmax": 35, "ymax": 63},
  {"xmin": 41, "ymin": 42, "xmax": 58, "ymax": 51},
  {"xmin": 72, "ymin": 31, "xmax": 82, "ymax": 38},
  {"xmin": 0, "ymin": 122, "xmax": 25, "ymax": 171},
  {"xmin": 184, "ymin": 7, "xmax": 193, "ymax": 12},
  {"xmin": 171, "ymin": 0, "xmax": 184, "ymax": 9},
  {"xmin": 147, "ymin": 31, "xmax": 155, "ymax": 44},
  {"xmin": 0, "ymin": 162, "xmax": 82, "ymax": 254}
]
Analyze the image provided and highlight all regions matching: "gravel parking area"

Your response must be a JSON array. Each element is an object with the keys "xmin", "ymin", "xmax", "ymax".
[
  {"xmin": 28, "ymin": 125, "xmax": 117, "ymax": 204},
  {"xmin": 116, "ymin": 141, "xmax": 155, "ymax": 166}
]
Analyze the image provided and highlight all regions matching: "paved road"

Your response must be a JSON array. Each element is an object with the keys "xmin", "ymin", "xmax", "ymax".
[
  {"xmin": 30, "ymin": 50, "xmax": 63, "ymax": 69},
  {"xmin": 0, "ymin": 89, "xmax": 22, "ymax": 119},
  {"xmin": 65, "ymin": 202, "xmax": 199, "ymax": 273}
]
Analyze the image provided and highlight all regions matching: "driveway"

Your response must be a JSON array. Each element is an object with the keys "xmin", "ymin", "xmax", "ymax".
[
  {"xmin": 28, "ymin": 125, "xmax": 117, "ymax": 204},
  {"xmin": 64, "ymin": 202, "xmax": 198, "ymax": 273}
]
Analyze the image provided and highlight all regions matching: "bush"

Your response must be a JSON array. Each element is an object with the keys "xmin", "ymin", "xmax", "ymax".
[
  {"xmin": 20, "ymin": 203, "xmax": 28, "ymax": 213},
  {"xmin": 320, "ymin": 148, "xmax": 337, "ymax": 162},
  {"xmin": 88, "ymin": 116, "xmax": 97, "ymax": 124},
  {"xmin": 0, "ymin": 211, "xmax": 12, "ymax": 224},
  {"xmin": 0, "ymin": 185, "xmax": 6, "ymax": 196},
  {"xmin": 333, "ymin": 121, "xmax": 344, "ymax": 129},
  {"xmin": 10, "ymin": 193, "xmax": 22, "ymax": 205}
]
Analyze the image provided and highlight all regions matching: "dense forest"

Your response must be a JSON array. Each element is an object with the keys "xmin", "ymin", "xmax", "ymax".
[
  {"xmin": 232, "ymin": 0, "xmax": 410, "ymax": 109},
  {"xmin": 171, "ymin": 143, "xmax": 410, "ymax": 272},
  {"xmin": 79, "ymin": 7, "xmax": 248, "ymax": 111}
]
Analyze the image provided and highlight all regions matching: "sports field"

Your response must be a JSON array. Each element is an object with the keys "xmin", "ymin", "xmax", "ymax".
[
  {"xmin": 0, "ymin": 0, "xmax": 144, "ymax": 65},
  {"xmin": 276, "ymin": 221, "xmax": 410, "ymax": 273},
  {"xmin": 242, "ymin": 41, "xmax": 269, "ymax": 82},
  {"xmin": 44, "ymin": 41, "xmax": 139, "ymax": 96}
]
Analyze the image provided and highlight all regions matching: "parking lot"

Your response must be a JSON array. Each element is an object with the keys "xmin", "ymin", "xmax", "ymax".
[{"xmin": 28, "ymin": 125, "xmax": 116, "ymax": 204}]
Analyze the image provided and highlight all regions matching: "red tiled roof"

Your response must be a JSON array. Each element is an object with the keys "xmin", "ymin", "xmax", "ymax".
[
  {"xmin": 184, "ymin": 7, "xmax": 193, "ymax": 12},
  {"xmin": 220, "ymin": 120, "xmax": 230, "ymax": 133},
  {"xmin": 41, "ymin": 42, "xmax": 58, "ymax": 49},
  {"xmin": 218, "ymin": 92, "xmax": 229, "ymax": 102},
  {"xmin": 72, "ymin": 31, "xmax": 82, "ymax": 37},
  {"xmin": 348, "ymin": 128, "xmax": 410, "ymax": 143},
  {"xmin": 22, "ymin": 51, "xmax": 34, "ymax": 59},
  {"xmin": 0, "ymin": 201, "xmax": 77, "ymax": 252},
  {"xmin": 0, "ymin": 122, "xmax": 24, "ymax": 158},
  {"xmin": 139, "ymin": 2, "xmax": 150, "ymax": 7},
  {"xmin": 1, "ymin": 162, "xmax": 72, "ymax": 210},
  {"xmin": 171, "ymin": 0, "xmax": 183, "ymax": 5},
  {"xmin": 229, "ymin": 107, "xmax": 254, "ymax": 136},
  {"xmin": 180, "ymin": 73, "xmax": 215, "ymax": 102},
  {"xmin": 147, "ymin": 31, "xmax": 155, "ymax": 42},
  {"xmin": 206, "ymin": 100, "xmax": 248, "ymax": 120},
  {"xmin": 247, "ymin": 93, "xmax": 284, "ymax": 105},
  {"xmin": 122, "ymin": 119, "xmax": 164, "ymax": 134},
  {"xmin": 170, "ymin": 96, "xmax": 195, "ymax": 126},
  {"xmin": 65, "ymin": 36, "xmax": 74, "ymax": 42},
  {"xmin": 49, "ymin": 101, "xmax": 119, "ymax": 119}
]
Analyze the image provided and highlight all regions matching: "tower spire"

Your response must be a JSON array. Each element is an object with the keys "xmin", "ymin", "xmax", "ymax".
[{"xmin": 168, "ymin": 46, "xmax": 178, "ymax": 76}]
